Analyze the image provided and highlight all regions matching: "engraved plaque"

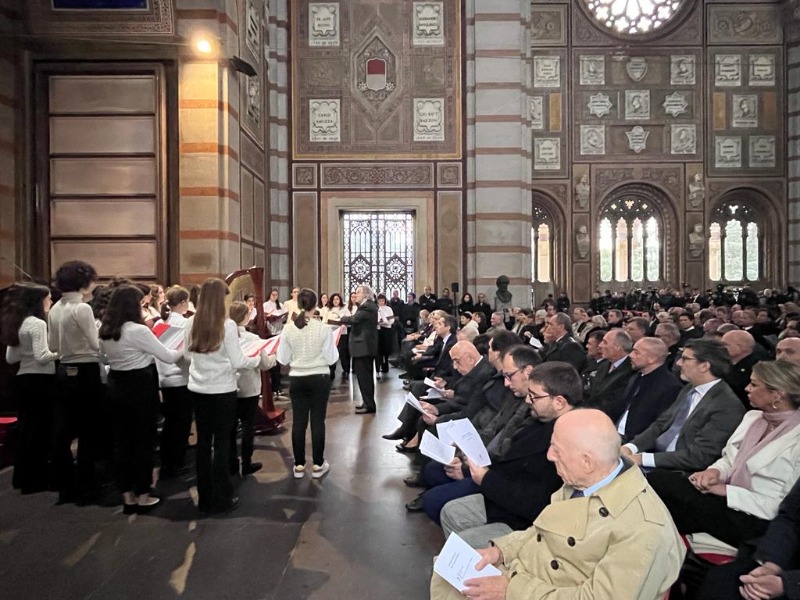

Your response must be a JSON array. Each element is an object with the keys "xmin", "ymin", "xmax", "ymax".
[
  {"xmin": 530, "ymin": 96, "xmax": 544, "ymax": 130},
  {"xmin": 715, "ymin": 136, "xmax": 742, "ymax": 168},
  {"xmin": 309, "ymin": 99, "xmax": 341, "ymax": 142},
  {"xmin": 670, "ymin": 55, "xmax": 696, "ymax": 85},
  {"xmin": 413, "ymin": 2, "xmax": 444, "ymax": 46},
  {"xmin": 749, "ymin": 55, "xmax": 776, "ymax": 87},
  {"xmin": 534, "ymin": 138, "xmax": 561, "ymax": 170},
  {"xmin": 580, "ymin": 55, "xmax": 605, "ymax": 86},
  {"xmin": 413, "ymin": 98, "xmax": 445, "ymax": 142},
  {"xmin": 626, "ymin": 126, "xmax": 649, "ymax": 154},
  {"xmin": 533, "ymin": 56, "xmax": 560, "ymax": 88},
  {"xmin": 625, "ymin": 90, "xmax": 650, "ymax": 120},
  {"xmin": 626, "ymin": 57, "xmax": 648, "ymax": 82},
  {"xmin": 671, "ymin": 125, "xmax": 697, "ymax": 155},
  {"xmin": 732, "ymin": 95, "xmax": 758, "ymax": 129},
  {"xmin": 309, "ymin": 3, "xmax": 339, "ymax": 47},
  {"xmin": 715, "ymin": 55, "xmax": 741, "ymax": 87},
  {"xmin": 580, "ymin": 125, "xmax": 605, "ymax": 155},
  {"xmin": 587, "ymin": 93, "xmax": 613, "ymax": 118},
  {"xmin": 663, "ymin": 92, "xmax": 689, "ymax": 118},
  {"xmin": 749, "ymin": 136, "xmax": 776, "ymax": 168}
]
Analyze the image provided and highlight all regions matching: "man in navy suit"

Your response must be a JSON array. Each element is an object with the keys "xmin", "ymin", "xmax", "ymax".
[
  {"xmin": 617, "ymin": 337, "xmax": 683, "ymax": 442},
  {"xmin": 540, "ymin": 313, "xmax": 587, "ymax": 372}
]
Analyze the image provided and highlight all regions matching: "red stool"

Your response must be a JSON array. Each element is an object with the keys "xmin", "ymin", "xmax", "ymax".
[{"xmin": 0, "ymin": 415, "xmax": 18, "ymax": 468}]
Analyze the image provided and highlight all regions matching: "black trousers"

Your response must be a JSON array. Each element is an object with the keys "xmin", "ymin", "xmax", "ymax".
[
  {"xmin": 52, "ymin": 362, "xmax": 104, "ymax": 496},
  {"xmin": 696, "ymin": 557, "xmax": 760, "ymax": 600},
  {"xmin": 648, "ymin": 468, "xmax": 770, "ymax": 548},
  {"xmin": 159, "ymin": 385, "xmax": 192, "ymax": 472},
  {"xmin": 229, "ymin": 395, "xmax": 259, "ymax": 469},
  {"xmin": 191, "ymin": 391, "xmax": 237, "ymax": 511},
  {"xmin": 109, "ymin": 366, "xmax": 159, "ymax": 495},
  {"xmin": 351, "ymin": 356, "xmax": 376, "ymax": 411},
  {"xmin": 270, "ymin": 364, "xmax": 283, "ymax": 392},
  {"xmin": 290, "ymin": 374, "xmax": 332, "ymax": 466},
  {"xmin": 376, "ymin": 328, "xmax": 393, "ymax": 372},
  {"xmin": 337, "ymin": 334, "xmax": 351, "ymax": 374},
  {"xmin": 12, "ymin": 374, "xmax": 55, "ymax": 493}
]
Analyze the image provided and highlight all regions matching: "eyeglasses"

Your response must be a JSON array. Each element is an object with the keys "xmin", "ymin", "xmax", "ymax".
[
  {"xmin": 503, "ymin": 369, "xmax": 521, "ymax": 380},
  {"xmin": 678, "ymin": 355, "xmax": 700, "ymax": 362},
  {"xmin": 528, "ymin": 392, "xmax": 552, "ymax": 402}
]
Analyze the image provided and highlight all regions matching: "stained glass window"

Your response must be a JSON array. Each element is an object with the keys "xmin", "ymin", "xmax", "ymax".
[
  {"xmin": 342, "ymin": 212, "xmax": 414, "ymax": 297},
  {"xmin": 584, "ymin": 0, "xmax": 684, "ymax": 34},
  {"xmin": 709, "ymin": 202, "xmax": 760, "ymax": 283},
  {"xmin": 531, "ymin": 205, "xmax": 551, "ymax": 283},
  {"xmin": 598, "ymin": 197, "xmax": 660, "ymax": 283}
]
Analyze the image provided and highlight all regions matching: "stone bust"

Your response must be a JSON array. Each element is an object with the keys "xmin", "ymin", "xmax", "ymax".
[{"xmin": 493, "ymin": 275, "xmax": 514, "ymax": 324}]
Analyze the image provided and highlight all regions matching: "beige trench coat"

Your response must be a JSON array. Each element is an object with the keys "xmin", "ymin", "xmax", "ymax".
[{"xmin": 431, "ymin": 463, "xmax": 685, "ymax": 600}]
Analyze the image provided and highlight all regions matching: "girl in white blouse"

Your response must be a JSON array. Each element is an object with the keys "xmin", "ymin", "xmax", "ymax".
[
  {"xmin": 2, "ymin": 283, "xmax": 58, "ymax": 494},
  {"xmin": 99, "ymin": 285, "xmax": 182, "ymax": 513},
  {"xmin": 324, "ymin": 293, "xmax": 350, "ymax": 380},
  {"xmin": 184, "ymin": 278, "xmax": 261, "ymax": 513}
]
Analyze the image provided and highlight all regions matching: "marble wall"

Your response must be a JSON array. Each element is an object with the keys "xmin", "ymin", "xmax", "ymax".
[
  {"xmin": 0, "ymin": 0, "xmax": 18, "ymax": 287},
  {"xmin": 789, "ymin": 35, "xmax": 800, "ymax": 284}
]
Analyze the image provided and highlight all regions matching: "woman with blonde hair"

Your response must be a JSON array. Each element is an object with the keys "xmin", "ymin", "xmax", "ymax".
[
  {"xmin": 650, "ymin": 359, "xmax": 800, "ymax": 549},
  {"xmin": 184, "ymin": 278, "xmax": 261, "ymax": 513}
]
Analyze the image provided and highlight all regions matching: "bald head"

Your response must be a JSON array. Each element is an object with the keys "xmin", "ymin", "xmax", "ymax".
[
  {"xmin": 721, "ymin": 330, "xmax": 756, "ymax": 363},
  {"xmin": 450, "ymin": 341, "xmax": 481, "ymax": 375},
  {"xmin": 547, "ymin": 409, "xmax": 621, "ymax": 489},
  {"xmin": 777, "ymin": 338, "xmax": 800, "ymax": 367},
  {"xmin": 629, "ymin": 337, "xmax": 668, "ymax": 374}
]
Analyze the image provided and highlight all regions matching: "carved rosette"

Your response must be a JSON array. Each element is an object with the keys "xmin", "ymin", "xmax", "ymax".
[
  {"xmin": 321, "ymin": 163, "xmax": 434, "ymax": 188},
  {"xmin": 437, "ymin": 163, "xmax": 462, "ymax": 188},
  {"xmin": 293, "ymin": 164, "xmax": 318, "ymax": 189}
]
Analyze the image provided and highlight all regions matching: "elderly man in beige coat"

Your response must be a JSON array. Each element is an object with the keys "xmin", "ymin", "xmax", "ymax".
[{"xmin": 430, "ymin": 409, "xmax": 685, "ymax": 600}]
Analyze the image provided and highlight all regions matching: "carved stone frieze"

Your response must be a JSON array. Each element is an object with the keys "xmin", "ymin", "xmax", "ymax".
[
  {"xmin": 708, "ymin": 5, "xmax": 783, "ymax": 45},
  {"xmin": 595, "ymin": 166, "xmax": 682, "ymax": 197},
  {"xmin": 321, "ymin": 163, "xmax": 434, "ymax": 188},
  {"xmin": 293, "ymin": 164, "xmax": 318, "ymax": 189}
]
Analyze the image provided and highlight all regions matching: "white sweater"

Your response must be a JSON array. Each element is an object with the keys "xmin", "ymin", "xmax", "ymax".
[
  {"xmin": 156, "ymin": 312, "xmax": 190, "ymax": 388},
  {"xmin": 277, "ymin": 317, "xmax": 338, "ymax": 377},
  {"xmin": 236, "ymin": 327, "xmax": 277, "ymax": 397},
  {"xmin": 185, "ymin": 317, "xmax": 261, "ymax": 394},
  {"xmin": 6, "ymin": 316, "xmax": 58, "ymax": 375},
  {"xmin": 100, "ymin": 322, "xmax": 183, "ymax": 371},
  {"xmin": 48, "ymin": 292, "xmax": 100, "ymax": 363}
]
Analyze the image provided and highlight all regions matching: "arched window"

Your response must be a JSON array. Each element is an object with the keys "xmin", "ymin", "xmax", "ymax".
[
  {"xmin": 583, "ymin": 0, "xmax": 686, "ymax": 34},
  {"xmin": 531, "ymin": 205, "xmax": 551, "ymax": 283},
  {"xmin": 708, "ymin": 202, "xmax": 760, "ymax": 283},
  {"xmin": 598, "ymin": 197, "xmax": 661, "ymax": 283}
]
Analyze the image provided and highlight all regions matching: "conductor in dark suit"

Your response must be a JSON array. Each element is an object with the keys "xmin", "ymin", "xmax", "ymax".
[
  {"xmin": 697, "ymin": 475, "xmax": 800, "ymax": 600},
  {"xmin": 621, "ymin": 338, "xmax": 746, "ymax": 472},
  {"xmin": 339, "ymin": 285, "xmax": 378, "ymax": 414},
  {"xmin": 585, "ymin": 329, "xmax": 635, "ymax": 418},
  {"xmin": 617, "ymin": 337, "xmax": 683, "ymax": 442},
  {"xmin": 539, "ymin": 313, "xmax": 587, "ymax": 372}
]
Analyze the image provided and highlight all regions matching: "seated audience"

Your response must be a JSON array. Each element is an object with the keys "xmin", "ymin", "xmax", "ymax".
[
  {"xmin": 539, "ymin": 313, "xmax": 587, "ymax": 372},
  {"xmin": 622, "ymin": 338, "xmax": 745, "ymax": 472},
  {"xmin": 777, "ymin": 337, "xmax": 800, "ymax": 367},
  {"xmin": 585, "ymin": 329, "xmax": 634, "ymax": 416},
  {"xmin": 721, "ymin": 330, "xmax": 759, "ymax": 408},
  {"xmin": 430, "ymin": 409, "xmax": 685, "ymax": 600},
  {"xmin": 439, "ymin": 361, "xmax": 582, "ymax": 548},
  {"xmin": 649, "ymin": 360, "xmax": 800, "ymax": 551}
]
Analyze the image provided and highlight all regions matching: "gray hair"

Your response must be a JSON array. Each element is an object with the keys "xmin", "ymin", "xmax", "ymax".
[{"xmin": 357, "ymin": 284, "xmax": 374, "ymax": 299}]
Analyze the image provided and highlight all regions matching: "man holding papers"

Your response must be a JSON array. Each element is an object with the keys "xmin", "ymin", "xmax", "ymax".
[
  {"xmin": 430, "ymin": 409, "xmax": 684, "ymax": 600},
  {"xmin": 438, "ymin": 361, "xmax": 579, "ymax": 548}
]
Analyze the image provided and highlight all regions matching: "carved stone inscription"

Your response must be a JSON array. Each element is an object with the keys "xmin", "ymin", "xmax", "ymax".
[
  {"xmin": 715, "ymin": 55, "xmax": 742, "ymax": 87},
  {"xmin": 671, "ymin": 55, "xmax": 696, "ymax": 86},
  {"xmin": 671, "ymin": 125, "xmax": 696, "ymax": 155},
  {"xmin": 749, "ymin": 136, "xmax": 776, "ymax": 168},
  {"xmin": 413, "ymin": 98, "xmax": 445, "ymax": 142},
  {"xmin": 309, "ymin": 3, "xmax": 339, "ymax": 47},
  {"xmin": 749, "ymin": 54, "xmax": 776, "ymax": 87},
  {"xmin": 534, "ymin": 138, "xmax": 560, "ymax": 170},
  {"xmin": 715, "ymin": 136, "xmax": 743, "ymax": 168},
  {"xmin": 580, "ymin": 126, "xmax": 605, "ymax": 156},
  {"xmin": 309, "ymin": 99, "xmax": 341, "ymax": 142},
  {"xmin": 530, "ymin": 96, "xmax": 544, "ymax": 130},
  {"xmin": 413, "ymin": 2, "xmax": 444, "ymax": 46},
  {"xmin": 580, "ymin": 56, "xmax": 604, "ymax": 86},
  {"xmin": 533, "ymin": 57, "xmax": 560, "ymax": 88}
]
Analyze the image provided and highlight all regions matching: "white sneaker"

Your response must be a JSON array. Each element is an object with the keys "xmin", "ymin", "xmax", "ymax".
[
  {"xmin": 293, "ymin": 464, "xmax": 306, "ymax": 479},
  {"xmin": 312, "ymin": 461, "xmax": 330, "ymax": 479}
]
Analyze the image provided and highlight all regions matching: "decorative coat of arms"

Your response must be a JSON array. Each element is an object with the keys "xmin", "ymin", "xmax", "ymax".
[
  {"xmin": 626, "ymin": 126, "xmax": 650, "ymax": 154},
  {"xmin": 626, "ymin": 57, "xmax": 648, "ymax": 82},
  {"xmin": 356, "ymin": 37, "xmax": 397, "ymax": 109}
]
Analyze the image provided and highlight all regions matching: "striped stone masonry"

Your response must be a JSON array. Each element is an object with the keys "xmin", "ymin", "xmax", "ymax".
[
  {"xmin": 789, "ymin": 41, "xmax": 800, "ymax": 285},
  {"xmin": 466, "ymin": 0, "xmax": 532, "ymax": 301}
]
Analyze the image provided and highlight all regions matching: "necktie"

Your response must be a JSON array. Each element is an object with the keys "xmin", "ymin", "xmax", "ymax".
[
  {"xmin": 570, "ymin": 489, "xmax": 584, "ymax": 499},
  {"xmin": 655, "ymin": 389, "xmax": 696, "ymax": 452}
]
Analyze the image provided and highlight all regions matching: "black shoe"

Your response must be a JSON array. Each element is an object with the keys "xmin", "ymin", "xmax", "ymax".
[
  {"xmin": 398, "ymin": 372, "xmax": 409, "ymax": 379},
  {"xmin": 405, "ymin": 495, "xmax": 425, "ymax": 512},
  {"xmin": 382, "ymin": 429, "xmax": 406, "ymax": 440},
  {"xmin": 123, "ymin": 503, "xmax": 138, "ymax": 515},
  {"xmin": 403, "ymin": 473, "xmax": 426, "ymax": 488},
  {"xmin": 355, "ymin": 404, "xmax": 366, "ymax": 410},
  {"xmin": 217, "ymin": 496, "xmax": 240, "ymax": 513},
  {"xmin": 355, "ymin": 406, "xmax": 376, "ymax": 414},
  {"xmin": 242, "ymin": 462, "xmax": 262, "ymax": 475},
  {"xmin": 396, "ymin": 442, "xmax": 419, "ymax": 454},
  {"xmin": 376, "ymin": 373, "xmax": 381, "ymax": 380}
]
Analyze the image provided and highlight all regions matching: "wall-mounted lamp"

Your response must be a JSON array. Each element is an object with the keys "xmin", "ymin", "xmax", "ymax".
[{"xmin": 230, "ymin": 55, "xmax": 258, "ymax": 77}]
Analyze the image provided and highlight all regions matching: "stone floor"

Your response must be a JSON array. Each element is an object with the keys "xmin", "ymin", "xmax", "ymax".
[{"xmin": 0, "ymin": 368, "xmax": 443, "ymax": 600}]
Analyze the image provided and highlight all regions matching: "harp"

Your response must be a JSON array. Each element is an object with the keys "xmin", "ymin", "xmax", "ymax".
[{"xmin": 225, "ymin": 266, "xmax": 286, "ymax": 433}]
